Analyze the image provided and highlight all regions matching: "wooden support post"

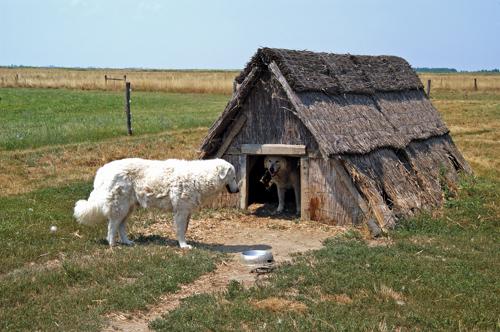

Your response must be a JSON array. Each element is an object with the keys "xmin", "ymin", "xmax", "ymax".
[
  {"xmin": 239, "ymin": 154, "xmax": 248, "ymax": 210},
  {"xmin": 474, "ymin": 78, "xmax": 477, "ymax": 91},
  {"xmin": 124, "ymin": 82, "xmax": 132, "ymax": 135},
  {"xmin": 426, "ymin": 79, "xmax": 431, "ymax": 97},
  {"xmin": 104, "ymin": 75, "xmax": 107, "ymax": 88},
  {"xmin": 215, "ymin": 115, "xmax": 247, "ymax": 158},
  {"xmin": 300, "ymin": 157, "xmax": 310, "ymax": 220}
]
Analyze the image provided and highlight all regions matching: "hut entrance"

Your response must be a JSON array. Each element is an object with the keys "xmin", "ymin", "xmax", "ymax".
[
  {"xmin": 239, "ymin": 144, "xmax": 308, "ymax": 218},
  {"xmin": 247, "ymin": 155, "xmax": 300, "ymax": 213}
]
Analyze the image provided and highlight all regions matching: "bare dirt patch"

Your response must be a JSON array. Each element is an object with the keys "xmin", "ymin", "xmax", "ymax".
[{"xmin": 103, "ymin": 206, "xmax": 345, "ymax": 331}]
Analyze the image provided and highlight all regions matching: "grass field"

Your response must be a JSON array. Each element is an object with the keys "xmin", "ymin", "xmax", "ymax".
[{"xmin": 0, "ymin": 81, "xmax": 499, "ymax": 330}]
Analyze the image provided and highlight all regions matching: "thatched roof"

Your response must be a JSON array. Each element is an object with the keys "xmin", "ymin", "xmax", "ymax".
[
  {"xmin": 236, "ymin": 48, "xmax": 423, "ymax": 95},
  {"xmin": 200, "ymin": 48, "xmax": 449, "ymax": 157}
]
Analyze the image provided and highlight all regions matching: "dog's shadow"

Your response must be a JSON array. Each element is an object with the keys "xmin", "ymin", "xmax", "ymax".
[
  {"xmin": 132, "ymin": 234, "xmax": 271, "ymax": 253},
  {"xmin": 250, "ymin": 203, "xmax": 299, "ymax": 221}
]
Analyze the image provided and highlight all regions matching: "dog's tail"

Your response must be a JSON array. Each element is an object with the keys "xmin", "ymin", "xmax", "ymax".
[{"xmin": 73, "ymin": 197, "xmax": 107, "ymax": 226}]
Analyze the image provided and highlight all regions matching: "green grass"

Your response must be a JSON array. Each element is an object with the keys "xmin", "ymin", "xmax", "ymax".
[
  {"xmin": 431, "ymin": 90, "xmax": 499, "ymax": 181},
  {"xmin": 0, "ymin": 182, "xmax": 221, "ymax": 331},
  {"xmin": 151, "ymin": 177, "xmax": 500, "ymax": 331},
  {"xmin": 0, "ymin": 87, "xmax": 498, "ymax": 331},
  {"xmin": 0, "ymin": 88, "xmax": 228, "ymax": 150}
]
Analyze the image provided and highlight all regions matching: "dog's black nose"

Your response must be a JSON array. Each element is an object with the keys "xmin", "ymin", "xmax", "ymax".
[{"xmin": 270, "ymin": 166, "xmax": 275, "ymax": 173}]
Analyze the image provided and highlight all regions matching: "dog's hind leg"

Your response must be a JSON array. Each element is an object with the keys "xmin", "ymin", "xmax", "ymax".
[
  {"xmin": 173, "ymin": 210, "xmax": 192, "ymax": 249},
  {"xmin": 118, "ymin": 220, "xmax": 134, "ymax": 246},
  {"xmin": 117, "ymin": 208, "xmax": 135, "ymax": 246},
  {"xmin": 107, "ymin": 219, "xmax": 120, "ymax": 247}
]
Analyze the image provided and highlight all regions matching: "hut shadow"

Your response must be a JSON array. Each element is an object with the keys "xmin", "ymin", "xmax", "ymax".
[
  {"xmin": 132, "ymin": 234, "xmax": 272, "ymax": 253},
  {"xmin": 249, "ymin": 203, "xmax": 299, "ymax": 221}
]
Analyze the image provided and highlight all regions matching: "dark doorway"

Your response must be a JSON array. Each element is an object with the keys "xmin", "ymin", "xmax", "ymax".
[{"xmin": 247, "ymin": 155, "xmax": 300, "ymax": 215}]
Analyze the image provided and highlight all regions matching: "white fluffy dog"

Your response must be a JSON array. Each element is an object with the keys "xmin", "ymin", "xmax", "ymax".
[{"xmin": 74, "ymin": 158, "xmax": 239, "ymax": 249}]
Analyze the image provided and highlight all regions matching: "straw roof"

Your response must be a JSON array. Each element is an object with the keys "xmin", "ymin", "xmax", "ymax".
[
  {"xmin": 236, "ymin": 48, "xmax": 423, "ymax": 95},
  {"xmin": 200, "ymin": 48, "xmax": 449, "ymax": 157}
]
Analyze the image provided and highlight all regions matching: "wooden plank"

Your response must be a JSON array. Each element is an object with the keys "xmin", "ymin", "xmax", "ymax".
[
  {"xmin": 300, "ymin": 157, "xmax": 310, "ymax": 220},
  {"xmin": 239, "ymin": 154, "xmax": 248, "ymax": 209},
  {"xmin": 268, "ymin": 61, "xmax": 303, "ymax": 114},
  {"xmin": 241, "ymin": 144, "xmax": 306, "ymax": 155},
  {"xmin": 215, "ymin": 114, "xmax": 247, "ymax": 158},
  {"xmin": 268, "ymin": 61, "xmax": 330, "ymax": 157},
  {"xmin": 199, "ymin": 66, "xmax": 259, "ymax": 156},
  {"xmin": 331, "ymin": 159, "xmax": 370, "ymax": 216}
]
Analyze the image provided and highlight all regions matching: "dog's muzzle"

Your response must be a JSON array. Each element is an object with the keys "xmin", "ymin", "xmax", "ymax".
[{"xmin": 226, "ymin": 184, "xmax": 239, "ymax": 193}]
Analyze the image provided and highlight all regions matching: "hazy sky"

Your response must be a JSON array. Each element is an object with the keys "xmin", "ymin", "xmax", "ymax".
[{"xmin": 1, "ymin": 0, "xmax": 499, "ymax": 70}]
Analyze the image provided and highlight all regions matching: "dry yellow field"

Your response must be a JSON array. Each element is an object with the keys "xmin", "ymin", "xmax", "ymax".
[
  {"xmin": 418, "ymin": 73, "xmax": 500, "ymax": 92},
  {"xmin": 1, "ymin": 67, "xmax": 499, "ymax": 94},
  {"xmin": 0, "ymin": 67, "xmax": 237, "ymax": 94}
]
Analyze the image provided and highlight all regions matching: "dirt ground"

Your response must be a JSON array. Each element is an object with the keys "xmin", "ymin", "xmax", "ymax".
[{"xmin": 103, "ymin": 204, "xmax": 348, "ymax": 331}]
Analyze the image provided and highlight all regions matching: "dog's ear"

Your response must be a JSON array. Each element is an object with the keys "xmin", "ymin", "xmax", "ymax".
[{"xmin": 218, "ymin": 165, "xmax": 230, "ymax": 180}]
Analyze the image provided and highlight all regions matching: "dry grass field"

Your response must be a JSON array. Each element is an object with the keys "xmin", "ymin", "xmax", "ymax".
[
  {"xmin": 0, "ymin": 67, "xmax": 237, "ymax": 94},
  {"xmin": 1, "ymin": 67, "xmax": 499, "ymax": 94}
]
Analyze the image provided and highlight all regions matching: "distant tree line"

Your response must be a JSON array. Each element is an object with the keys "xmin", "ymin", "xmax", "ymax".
[{"xmin": 414, "ymin": 67, "xmax": 499, "ymax": 73}]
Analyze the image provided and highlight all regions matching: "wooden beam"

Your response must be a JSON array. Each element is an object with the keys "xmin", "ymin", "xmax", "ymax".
[
  {"xmin": 241, "ymin": 144, "xmax": 306, "ymax": 156},
  {"xmin": 199, "ymin": 66, "xmax": 259, "ymax": 156},
  {"xmin": 239, "ymin": 154, "xmax": 248, "ymax": 209},
  {"xmin": 268, "ymin": 61, "xmax": 303, "ymax": 115},
  {"xmin": 268, "ymin": 61, "xmax": 330, "ymax": 158},
  {"xmin": 300, "ymin": 157, "xmax": 310, "ymax": 220},
  {"xmin": 331, "ymin": 159, "xmax": 370, "ymax": 216},
  {"xmin": 215, "ymin": 115, "xmax": 247, "ymax": 158}
]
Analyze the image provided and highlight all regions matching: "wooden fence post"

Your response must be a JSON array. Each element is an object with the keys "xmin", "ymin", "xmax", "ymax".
[
  {"xmin": 124, "ymin": 82, "xmax": 132, "ymax": 135},
  {"xmin": 104, "ymin": 75, "xmax": 107, "ymax": 89},
  {"xmin": 474, "ymin": 78, "xmax": 477, "ymax": 91},
  {"xmin": 426, "ymin": 79, "xmax": 431, "ymax": 97}
]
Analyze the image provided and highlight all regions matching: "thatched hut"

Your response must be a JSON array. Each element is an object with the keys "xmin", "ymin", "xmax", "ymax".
[{"xmin": 199, "ymin": 48, "xmax": 471, "ymax": 234}]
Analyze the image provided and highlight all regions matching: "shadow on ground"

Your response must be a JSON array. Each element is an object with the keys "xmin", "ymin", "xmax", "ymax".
[{"xmin": 132, "ymin": 234, "xmax": 271, "ymax": 253}]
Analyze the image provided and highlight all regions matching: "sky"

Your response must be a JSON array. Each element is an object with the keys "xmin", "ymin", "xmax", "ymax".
[{"xmin": 1, "ymin": 0, "xmax": 499, "ymax": 71}]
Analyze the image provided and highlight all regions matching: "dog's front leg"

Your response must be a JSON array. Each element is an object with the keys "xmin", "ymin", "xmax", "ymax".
[
  {"xmin": 174, "ymin": 210, "xmax": 192, "ymax": 249},
  {"xmin": 275, "ymin": 186, "xmax": 286, "ymax": 214}
]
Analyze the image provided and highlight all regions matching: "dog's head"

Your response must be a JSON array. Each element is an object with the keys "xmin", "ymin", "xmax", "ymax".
[
  {"xmin": 217, "ymin": 161, "xmax": 239, "ymax": 194},
  {"xmin": 264, "ymin": 156, "xmax": 287, "ymax": 177}
]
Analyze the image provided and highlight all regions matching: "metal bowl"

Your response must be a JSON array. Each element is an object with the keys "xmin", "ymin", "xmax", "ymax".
[{"xmin": 240, "ymin": 249, "xmax": 274, "ymax": 265}]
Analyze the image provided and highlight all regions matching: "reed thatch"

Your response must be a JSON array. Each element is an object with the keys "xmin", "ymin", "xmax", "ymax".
[
  {"xmin": 201, "ymin": 48, "xmax": 445, "ymax": 157},
  {"xmin": 199, "ymin": 48, "xmax": 471, "ymax": 233}
]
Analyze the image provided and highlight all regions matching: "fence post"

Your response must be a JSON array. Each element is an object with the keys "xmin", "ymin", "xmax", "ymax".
[
  {"xmin": 124, "ymin": 82, "xmax": 132, "ymax": 135},
  {"xmin": 426, "ymin": 79, "xmax": 431, "ymax": 97},
  {"xmin": 474, "ymin": 78, "xmax": 477, "ymax": 91}
]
